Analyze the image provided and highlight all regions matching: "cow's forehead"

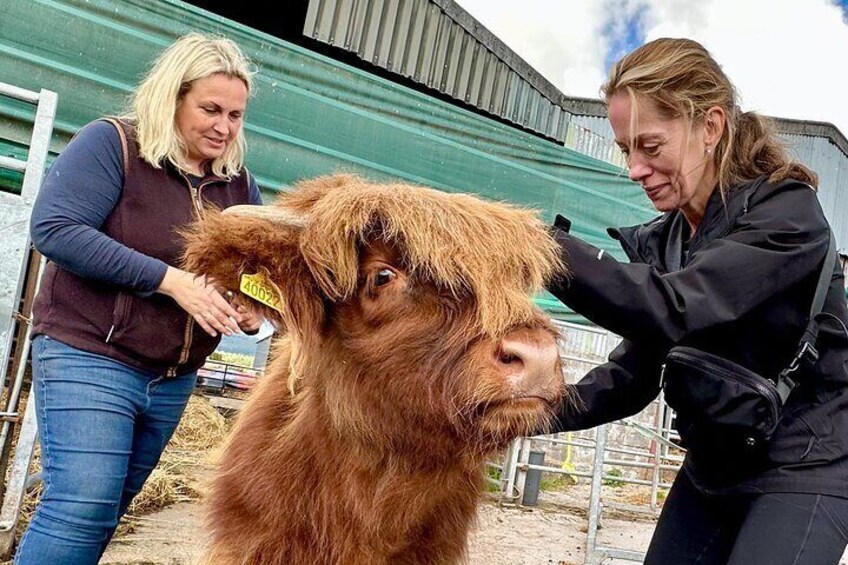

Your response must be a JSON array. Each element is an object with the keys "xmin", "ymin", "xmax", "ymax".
[{"xmin": 284, "ymin": 175, "xmax": 565, "ymax": 335}]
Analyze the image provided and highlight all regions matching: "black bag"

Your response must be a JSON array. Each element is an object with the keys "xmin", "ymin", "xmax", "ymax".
[
  {"xmin": 661, "ymin": 233, "xmax": 836, "ymax": 456},
  {"xmin": 662, "ymin": 346, "xmax": 783, "ymax": 454}
]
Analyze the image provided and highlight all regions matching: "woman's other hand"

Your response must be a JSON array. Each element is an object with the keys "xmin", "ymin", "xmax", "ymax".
[
  {"xmin": 158, "ymin": 266, "xmax": 242, "ymax": 337},
  {"xmin": 232, "ymin": 295, "xmax": 265, "ymax": 334}
]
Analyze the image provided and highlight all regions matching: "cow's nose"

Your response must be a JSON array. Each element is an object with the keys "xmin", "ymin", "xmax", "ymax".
[{"xmin": 497, "ymin": 329, "xmax": 561, "ymax": 397}]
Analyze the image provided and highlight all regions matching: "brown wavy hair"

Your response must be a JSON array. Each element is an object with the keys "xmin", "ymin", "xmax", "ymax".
[{"xmin": 602, "ymin": 37, "xmax": 816, "ymax": 193}]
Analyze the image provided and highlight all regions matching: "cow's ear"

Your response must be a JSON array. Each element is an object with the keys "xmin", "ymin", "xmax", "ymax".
[{"xmin": 180, "ymin": 207, "xmax": 323, "ymax": 338}]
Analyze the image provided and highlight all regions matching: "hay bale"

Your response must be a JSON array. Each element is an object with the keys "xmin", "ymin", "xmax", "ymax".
[{"xmin": 168, "ymin": 393, "xmax": 230, "ymax": 451}]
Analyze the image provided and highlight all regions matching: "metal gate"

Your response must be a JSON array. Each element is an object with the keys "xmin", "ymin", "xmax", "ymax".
[{"xmin": 0, "ymin": 80, "xmax": 56, "ymax": 557}]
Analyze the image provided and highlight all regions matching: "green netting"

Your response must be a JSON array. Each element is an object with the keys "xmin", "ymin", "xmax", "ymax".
[{"xmin": 0, "ymin": 0, "xmax": 658, "ymax": 317}]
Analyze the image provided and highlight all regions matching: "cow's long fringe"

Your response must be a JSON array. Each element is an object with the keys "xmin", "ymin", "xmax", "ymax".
[{"xmin": 289, "ymin": 175, "xmax": 566, "ymax": 337}]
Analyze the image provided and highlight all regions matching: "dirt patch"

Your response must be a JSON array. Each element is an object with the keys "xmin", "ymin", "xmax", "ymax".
[
  {"xmin": 99, "ymin": 481, "xmax": 658, "ymax": 565},
  {"xmin": 99, "ymin": 499, "xmax": 656, "ymax": 565},
  {"xmin": 98, "ymin": 478, "xmax": 848, "ymax": 565}
]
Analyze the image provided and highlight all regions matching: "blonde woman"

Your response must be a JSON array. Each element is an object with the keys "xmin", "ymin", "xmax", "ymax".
[
  {"xmin": 548, "ymin": 38, "xmax": 848, "ymax": 564},
  {"xmin": 17, "ymin": 33, "xmax": 263, "ymax": 563}
]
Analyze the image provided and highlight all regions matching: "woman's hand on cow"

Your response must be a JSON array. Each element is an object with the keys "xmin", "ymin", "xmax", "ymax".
[
  {"xmin": 157, "ymin": 266, "xmax": 243, "ymax": 337},
  {"xmin": 232, "ymin": 295, "xmax": 265, "ymax": 334}
]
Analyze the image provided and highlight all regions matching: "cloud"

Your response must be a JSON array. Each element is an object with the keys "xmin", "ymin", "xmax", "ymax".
[
  {"xmin": 455, "ymin": 0, "xmax": 609, "ymax": 97},
  {"xmin": 645, "ymin": 0, "xmax": 848, "ymax": 134},
  {"xmin": 834, "ymin": 0, "xmax": 848, "ymax": 23},
  {"xmin": 455, "ymin": 0, "xmax": 848, "ymax": 137},
  {"xmin": 599, "ymin": 0, "xmax": 649, "ymax": 71}
]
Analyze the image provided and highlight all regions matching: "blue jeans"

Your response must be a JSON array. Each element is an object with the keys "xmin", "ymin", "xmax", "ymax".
[{"xmin": 14, "ymin": 335, "xmax": 197, "ymax": 564}]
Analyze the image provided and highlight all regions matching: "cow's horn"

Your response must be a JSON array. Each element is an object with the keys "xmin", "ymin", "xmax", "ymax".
[{"xmin": 222, "ymin": 205, "xmax": 307, "ymax": 228}]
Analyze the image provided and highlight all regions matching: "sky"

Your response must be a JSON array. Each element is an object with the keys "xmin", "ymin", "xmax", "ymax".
[{"xmin": 454, "ymin": 0, "xmax": 848, "ymax": 138}]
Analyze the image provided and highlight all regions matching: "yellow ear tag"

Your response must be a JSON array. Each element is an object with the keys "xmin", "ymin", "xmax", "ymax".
[{"xmin": 239, "ymin": 272, "xmax": 283, "ymax": 312}]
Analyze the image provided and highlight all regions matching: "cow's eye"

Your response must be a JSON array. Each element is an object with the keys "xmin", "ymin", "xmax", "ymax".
[{"xmin": 374, "ymin": 268, "xmax": 397, "ymax": 288}]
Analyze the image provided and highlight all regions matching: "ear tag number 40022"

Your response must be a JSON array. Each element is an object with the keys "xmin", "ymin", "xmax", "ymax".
[{"xmin": 239, "ymin": 272, "xmax": 283, "ymax": 313}]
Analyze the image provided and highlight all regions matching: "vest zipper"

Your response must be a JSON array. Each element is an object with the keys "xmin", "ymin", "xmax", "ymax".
[
  {"xmin": 168, "ymin": 319, "xmax": 195, "ymax": 378},
  {"xmin": 168, "ymin": 176, "xmax": 218, "ymax": 376},
  {"xmin": 105, "ymin": 292, "xmax": 132, "ymax": 343}
]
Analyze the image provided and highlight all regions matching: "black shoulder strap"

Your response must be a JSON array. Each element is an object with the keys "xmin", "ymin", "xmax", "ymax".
[
  {"xmin": 801, "ymin": 231, "xmax": 838, "ymax": 349},
  {"xmin": 775, "ymin": 231, "xmax": 837, "ymax": 403}
]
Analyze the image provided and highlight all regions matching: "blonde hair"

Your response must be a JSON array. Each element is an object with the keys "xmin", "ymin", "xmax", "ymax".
[
  {"xmin": 602, "ymin": 38, "xmax": 816, "ymax": 193},
  {"xmin": 124, "ymin": 33, "xmax": 255, "ymax": 178}
]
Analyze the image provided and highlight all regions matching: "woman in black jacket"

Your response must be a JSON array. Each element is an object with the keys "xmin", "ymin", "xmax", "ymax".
[{"xmin": 550, "ymin": 37, "xmax": 848, "ymax": 564}]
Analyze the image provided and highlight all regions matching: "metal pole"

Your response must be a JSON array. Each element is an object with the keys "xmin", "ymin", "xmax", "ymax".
[
  {"xmin": 0, "ymin": 251, "xmax": 43, "ymax": 498},
  {"xmin": 502, "ymin": 437, "xmax": 522, "ymax": 501},
  {"xmin": 0, "ymin": 258, "xmax": 45, "ymax": 557},
  {"xmin": 0, "ymin": 83, "xmax": 40, "ymax": 104},
  {"xmin": 20, "ymin": 89, "xmax": 58, "ymax": 205},
  {"xmin": 0, "ymin": 387, "xmax": 38, "ymax": 557},
  {"xmin": 584, "ymin": 424, "xmax": 607, "ymax": 565},
  {"xmin": 0, "ymin": 82, "xmax": 57, "ymax": 559},
  {"xmin": 651, "ymin": 399, "xmax": 664, "ymax": 510},
  {"xmin": 520, "ymin": 450, "xmax": 546, "ymax": 506},
  {"xmin": 514, "ymin": 438, "xmax": 531, "ymax": 505}
]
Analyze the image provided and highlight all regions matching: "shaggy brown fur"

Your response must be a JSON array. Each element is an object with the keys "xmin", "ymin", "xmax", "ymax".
[{"xmin": 182, "ymin": 174, "xmax": 570, "ymax": 565}]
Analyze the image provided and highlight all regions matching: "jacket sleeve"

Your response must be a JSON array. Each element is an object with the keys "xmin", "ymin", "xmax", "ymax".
[
  {"xmin": 30, "ymin": 121, "xmax": 169, "ymax": 291},
  {"xmin": 548, "ymin": 183, "xmax": 830, "ymax": 346},
  {"xmin": 549, "ymin": 339, "xmax": 663, "ymax": 432}
]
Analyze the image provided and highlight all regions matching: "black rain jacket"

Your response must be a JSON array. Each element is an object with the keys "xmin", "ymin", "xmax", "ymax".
[{"xmin": 549, "ymin": 176, "xmax": 848, "ymax": 495}]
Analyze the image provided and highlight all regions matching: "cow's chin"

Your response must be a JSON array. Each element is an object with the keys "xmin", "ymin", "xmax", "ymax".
[{"xmin": 472, "ymin": 397, "xmax": 555, "ymax": 449}]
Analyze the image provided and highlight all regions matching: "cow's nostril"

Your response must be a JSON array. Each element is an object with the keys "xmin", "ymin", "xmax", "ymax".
[{"xmin": 497, "ymin": 331, "xmax": 560, "ymax": 394}]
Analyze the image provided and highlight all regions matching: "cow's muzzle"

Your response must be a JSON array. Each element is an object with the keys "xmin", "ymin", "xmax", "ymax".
[{"xmin": 496, "ymin": 328, "xmax": 562, "ymax": 401}]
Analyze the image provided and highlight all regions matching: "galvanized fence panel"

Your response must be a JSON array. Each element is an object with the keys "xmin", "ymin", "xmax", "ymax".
[{"xmin": 0, "ymin": 80, "xmax": 56, "ymax": 557}]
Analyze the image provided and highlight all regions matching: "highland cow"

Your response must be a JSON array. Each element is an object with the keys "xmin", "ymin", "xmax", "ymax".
[{"xmin": 182, "ymin": 174, "xmax": 569, "ymax": 565}]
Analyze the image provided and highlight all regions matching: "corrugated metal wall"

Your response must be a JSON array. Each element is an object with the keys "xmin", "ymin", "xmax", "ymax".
[
  {"xmin": 563, "ymin": 121, "xmax": 626, "ymax": 170},
  {"xmin": 303, "ymin": 0, "xmax": 570, "ymax": 142},
  {"xmin": 782, "ymin": 134, "xmax": 848, "ymax": 253}
]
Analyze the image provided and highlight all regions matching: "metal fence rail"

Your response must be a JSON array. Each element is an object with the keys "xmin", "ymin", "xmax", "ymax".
[{"xmin": 196, "ymin": 360, "xmax": 263, "ymax": 394}]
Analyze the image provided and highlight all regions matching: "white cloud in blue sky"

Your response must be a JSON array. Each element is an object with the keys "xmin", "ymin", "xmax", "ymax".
[{"xmin": 455, "ymin": 0, "xmax": 848, "ymax": 137}]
